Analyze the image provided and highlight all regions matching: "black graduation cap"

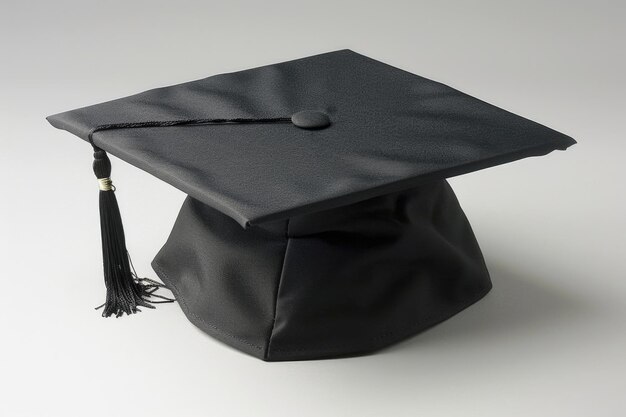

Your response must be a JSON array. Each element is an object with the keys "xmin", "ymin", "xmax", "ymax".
[{"xmin": 47, "ymin": 49, "xmax": 575, "ymax": 361}]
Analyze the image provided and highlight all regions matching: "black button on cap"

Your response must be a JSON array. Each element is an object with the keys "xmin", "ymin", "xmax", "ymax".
[{"xmin": 291, "ymin": 111, "xmax": 331, "ymax": 130}]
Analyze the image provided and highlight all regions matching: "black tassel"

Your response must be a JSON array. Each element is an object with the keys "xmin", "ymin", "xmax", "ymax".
[
  {"xmin": 92, "ymin": 149, "xmax": 173, "ymax": 317},
  {"xmin": 87, "ymin": 118, "xmax": 290, "ymax": 317}
]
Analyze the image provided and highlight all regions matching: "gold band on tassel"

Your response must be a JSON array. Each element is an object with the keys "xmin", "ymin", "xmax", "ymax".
[{"xmin": 98, "ymin": 177, "xmax": 115, "ymax": 191}]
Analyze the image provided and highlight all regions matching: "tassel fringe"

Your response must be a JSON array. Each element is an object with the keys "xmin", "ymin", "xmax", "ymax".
[{"xmin": 93, "ymin": 149, "xmax": 174, "ymax": 317}]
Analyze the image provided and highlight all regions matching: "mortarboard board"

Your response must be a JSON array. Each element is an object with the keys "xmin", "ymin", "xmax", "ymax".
[{"xmin": 47, "ymin": 49, "xmax": 576, "ymax": 361}]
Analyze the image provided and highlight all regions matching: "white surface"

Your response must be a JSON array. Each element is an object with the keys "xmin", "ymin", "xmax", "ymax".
[{"xmin": 1, "ymin": 1, "xmax": 625, "ymax": 416}]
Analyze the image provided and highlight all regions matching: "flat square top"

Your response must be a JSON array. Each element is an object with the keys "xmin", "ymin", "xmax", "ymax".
[{"xmin": 47, "ymin": 49, "xmax": 575, "ymax": 227}]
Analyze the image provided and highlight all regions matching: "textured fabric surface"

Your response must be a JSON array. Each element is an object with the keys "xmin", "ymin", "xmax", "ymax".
[
  {"xmin": 47, "ymin": 50, "xmax": 575, "ymax": 360},
  {"xmin": 47, "ymin": 49, "xmax": 576, "ymax": 227},
  {"xmin": 153, "ymin": 181, "xmax": 492, "ymax": 360}
]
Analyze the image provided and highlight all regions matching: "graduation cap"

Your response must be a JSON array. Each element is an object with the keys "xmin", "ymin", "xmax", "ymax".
[{"xmin": 47, "ymin": 49, "xmax": 575, "ymax": 361}]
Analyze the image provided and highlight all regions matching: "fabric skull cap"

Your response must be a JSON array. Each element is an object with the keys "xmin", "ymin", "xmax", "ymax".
[{"xmin": 47, "ymin": 49, "xmax": 576, "ymax": 361}]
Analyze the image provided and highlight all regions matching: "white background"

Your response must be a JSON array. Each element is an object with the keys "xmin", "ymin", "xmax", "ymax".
[{"xmin": 1, "ymin": 1, "xmax": 625, "ymax": 416}]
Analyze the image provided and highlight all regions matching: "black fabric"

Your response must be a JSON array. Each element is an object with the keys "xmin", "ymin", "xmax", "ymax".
[
  {"xmin": 47, "ymin": 49, "xmax": 575, "ymax": 227},
  {"xmin": 47, "ymin": 49, "xmax": 575, "ymax": 360},
  {"xmin": 152, "ymin": 181, "xmax": 491, "ymax": 361}
]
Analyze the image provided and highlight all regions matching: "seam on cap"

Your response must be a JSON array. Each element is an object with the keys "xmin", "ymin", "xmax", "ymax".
[{"xmin": 264, "ymin": 219, "xmax": 290, "ymax": 359}]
